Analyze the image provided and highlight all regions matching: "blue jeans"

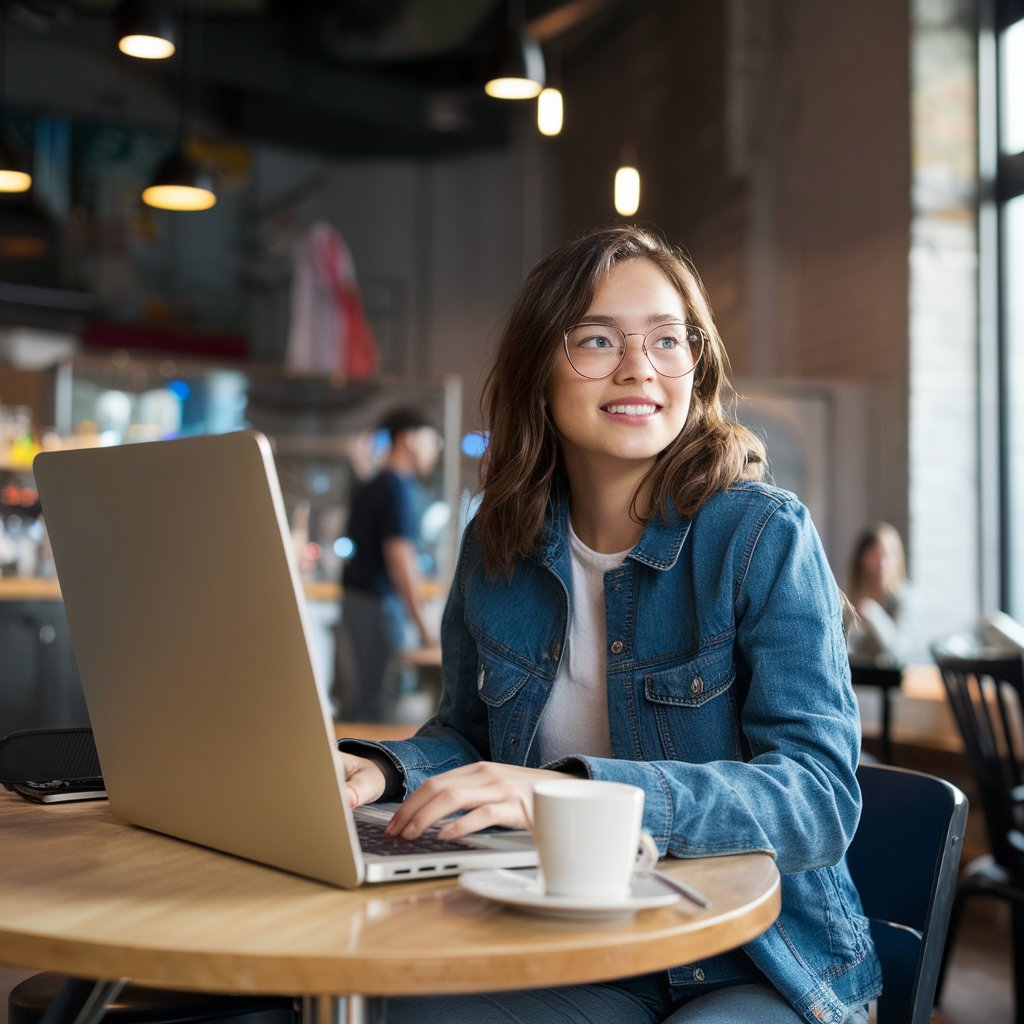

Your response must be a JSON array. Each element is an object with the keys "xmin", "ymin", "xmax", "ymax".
[{"xmin": 383, "ymin": 975, "xmax": 870, "ymax": 1024}]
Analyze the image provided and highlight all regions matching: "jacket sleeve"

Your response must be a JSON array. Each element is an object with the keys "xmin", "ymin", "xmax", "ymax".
[
  {"xmin": 336, "ymin": 529, "xmax": 488, "ymax": 796},
  {"xmin": 550, "ymin": 497, "xmax": 863, "ymax": 876}
]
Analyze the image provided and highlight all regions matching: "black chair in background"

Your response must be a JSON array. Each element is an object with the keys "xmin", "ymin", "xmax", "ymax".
[
  {"xmin": 847, "ymin": 762, "xmax": 967, "ymax": 1024},
  {"xmin": 8, "ymin": 975, "xmax": 295, "ymax": 1024},
  {"xmin": 932, "ymin": 642, "xmax": 1024, "ymax": 1024},
  {"xmin": 850, "ymin": 661, "xmax": 904, "ymax": 764}
]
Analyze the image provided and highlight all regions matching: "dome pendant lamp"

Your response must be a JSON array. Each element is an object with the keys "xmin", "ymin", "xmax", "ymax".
[
  {"xmin": 0, "ymin": 7, "xmax": 31, "ymax": 193},
  {"xmin": 141, "ymin": 0, "xmax": 215, "ymax": 211},
  {"xmin": 484, "ymin": 0, "xmax": 545, "ymax": 100},
  {"xmin": 0, "ymin": 131, "xmax": 31, "ymax": 194},
  {"xmin": 141, "ymin": 150, "xmax": 215, "ymax": 211},
  {"xmin": 116, "ymin": 0, "xmax": 176, "ymax": 60}
]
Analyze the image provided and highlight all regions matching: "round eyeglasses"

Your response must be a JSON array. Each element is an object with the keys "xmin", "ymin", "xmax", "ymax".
[{"xmin": 562, "ymin": 322, "xmax": 706, "ymax": 380}]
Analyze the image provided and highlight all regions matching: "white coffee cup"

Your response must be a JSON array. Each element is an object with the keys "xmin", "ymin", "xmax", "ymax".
[{"xmin": 531, "ymin": 778, "xmax": 659, "ymax": 900}]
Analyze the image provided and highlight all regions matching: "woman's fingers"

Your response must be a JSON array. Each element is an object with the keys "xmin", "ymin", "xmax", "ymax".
[
  {"xmin": 385, "ymin": 763, "xmax": 567, "ymax": 838},
  {"xmin": 387, "ymin": 773, "xmax": 503, "ymax": 838},
  {"xmin": 337, "ymin": 752, "xmax": 386, "ymax": 808}
]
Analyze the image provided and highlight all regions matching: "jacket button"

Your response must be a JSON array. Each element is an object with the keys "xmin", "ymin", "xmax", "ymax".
[
  {"xmin": 691, "ymin": 677, "xmax": 702, "ymax": 693},
  {"xmin": 610, "ymin": 640, "xmax": 624, "ymax": 654},
  {"xmin": 693, "ymin": 967, "xmax": 705, "ymax": 982}
]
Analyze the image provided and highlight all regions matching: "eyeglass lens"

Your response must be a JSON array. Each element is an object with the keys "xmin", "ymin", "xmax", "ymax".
[{"xmin": 563, "ymin": 323, "xmax": 704, "ymax": 379}]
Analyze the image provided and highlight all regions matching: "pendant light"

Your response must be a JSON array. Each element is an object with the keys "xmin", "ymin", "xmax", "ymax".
[
  {"xmin": 484, "ymin": 0, "xmax": 545, "ymax": 100},
  {"xmin": 141, "ymin": 0, "xmax": 215, "ymax": 211},
  {"xmin": 613, "ymin": 13, "xmax": 644, "ymax": 217},
  {"xmin": 536, "ymin": 45, "xmax": 563, "ymax": 137},
  {"xmin": 537, "ymin": 87, "xmax": 563, "ymax": 135},
  {"xmin": 142, "ymin": 150, "xmax": 215, "ymax": 211},
  {"xmin": 613, "ymin": 164, "xmax": 640, "ymax": 216},
  {"xmin": 116, "ymin": 0, "xmax": 176, "ymax": 60},
  {"xmin": 0, "ymin": 5, "xmax": 31, "ymax": 193}
]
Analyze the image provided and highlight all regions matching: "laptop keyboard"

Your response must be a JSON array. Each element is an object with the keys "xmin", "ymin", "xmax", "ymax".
[{"xmin": 355, "ymin": 815, "xmax": 484, "ymax": 856}]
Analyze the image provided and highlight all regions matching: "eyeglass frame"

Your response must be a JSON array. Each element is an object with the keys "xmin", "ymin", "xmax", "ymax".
[{"xmin": 561, "ymin": 321, "xmax": 707, "ymax": 380}]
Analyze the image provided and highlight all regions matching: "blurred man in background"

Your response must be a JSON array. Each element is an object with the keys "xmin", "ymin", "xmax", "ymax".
[{"xmin": 332, "ymin": 407, "xmax": 441, "ymax": 721}]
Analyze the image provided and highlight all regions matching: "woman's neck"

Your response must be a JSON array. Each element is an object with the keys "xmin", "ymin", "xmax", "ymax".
[{"xmin": 565, "ymin": 461, "xmax": 651, "ymax": 554}]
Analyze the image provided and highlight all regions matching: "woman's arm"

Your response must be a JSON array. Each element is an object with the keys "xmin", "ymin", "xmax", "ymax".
[{"xmin": 552, "ymin": 498, "xmax": 862, "ymax": 876}]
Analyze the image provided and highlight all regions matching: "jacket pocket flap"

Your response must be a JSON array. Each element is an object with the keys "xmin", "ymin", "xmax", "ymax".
[
  {"xmin": 644, "ymin": 646, "xmax": 735, "ymax": 708},
  {"xmin": 476, "ymin": 650, "xmax": 530, "ymax": 707}
]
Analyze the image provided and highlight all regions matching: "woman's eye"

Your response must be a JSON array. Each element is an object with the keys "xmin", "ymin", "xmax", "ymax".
[
  {"xmin": 651, "ymin": 334, "xmax": 679, "ymax": 350},
  {"xmin": 579, "ymin": 333, "xmax": 616, "ymax": 349}
]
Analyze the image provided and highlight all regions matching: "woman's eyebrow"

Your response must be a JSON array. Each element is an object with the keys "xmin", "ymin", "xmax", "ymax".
[{"xmin": 579, "ymin": 313, "xmax": 686, "ymax": 326}]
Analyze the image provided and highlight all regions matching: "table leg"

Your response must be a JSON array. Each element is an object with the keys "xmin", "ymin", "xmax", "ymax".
[
  {"xmin": 300, "ymin": 995, "xmax": 385, "ymax": 1024},
  {"xmin": 38, "ymin": 978, "xmax": 127, "ymax": 1024}
]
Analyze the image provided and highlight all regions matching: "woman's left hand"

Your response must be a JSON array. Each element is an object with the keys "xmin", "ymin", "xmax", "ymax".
[{"xmin": 384, "ymin": 762, "xmax": 572, "ymax": 840}]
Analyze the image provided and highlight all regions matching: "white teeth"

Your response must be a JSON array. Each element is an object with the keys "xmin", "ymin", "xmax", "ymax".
[{"xmin": 604, "ymin": 403, "xmax": 657, "ymax": 416}]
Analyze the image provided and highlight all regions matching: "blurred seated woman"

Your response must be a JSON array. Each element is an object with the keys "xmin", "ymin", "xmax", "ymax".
[{"xmin": 846, "ymin": 522, "xmax": 921, "ymax": 665}]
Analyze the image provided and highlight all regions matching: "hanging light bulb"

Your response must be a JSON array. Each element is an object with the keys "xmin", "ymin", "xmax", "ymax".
[
  {"xmin": 142, "ymin": 150, "xmax": 216, "ymax": 211},
  {"xmin": 0, "ymin": 7, "xmax": 31, "ymax": 192},
  {"xmin": 484, "ymin": 1, "xmax": 545, "ymax": 99},
  {"xmin": 0, "ymin": 131, "xmax": 31, "ymax": 193},
  {"xmin": 140, "ymin": 0, "xmax": 215, "ymax": 211},
  {"xmin": 614, "ymin": 165, "xmax": 640, "ymax": 217},
  {"xmin": 116, "ymin": 0, "xmax": 176, "ymax": 59},
  {"xmin": 537, "ymin": 87, "xmax": 563, "ymax": 136}
]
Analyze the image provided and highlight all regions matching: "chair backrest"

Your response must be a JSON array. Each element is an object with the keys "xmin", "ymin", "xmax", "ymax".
[
  {"xmin": 847, "ymin": 763, "xmax": 967, "ymax": 1024},
  {"xmin": 932, "ymin": 642, "xmax": 1024, "ymax": 876}
]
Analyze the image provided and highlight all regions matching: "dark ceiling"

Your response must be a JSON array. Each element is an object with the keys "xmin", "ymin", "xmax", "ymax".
[{"xmin": 7, "ymin": 0, "xmax": 620, "ymax": 157}]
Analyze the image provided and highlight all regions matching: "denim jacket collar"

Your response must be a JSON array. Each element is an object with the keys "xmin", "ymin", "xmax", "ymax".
[{"xmin": 535, "ymin": 490, "xmax": 692, "ymax": 574}]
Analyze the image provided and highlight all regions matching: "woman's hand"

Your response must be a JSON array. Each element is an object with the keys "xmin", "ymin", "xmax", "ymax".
[
  {"xmin": 384, "ymin": 762, "xmax": 573, "ymax": 840},
  {"xmin": 337, "ymin": 751, "xmax": 387, "ymax": 808}
]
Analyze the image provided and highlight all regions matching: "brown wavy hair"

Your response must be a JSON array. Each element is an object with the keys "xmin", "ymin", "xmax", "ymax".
[{"xmin": 475, "ymin": 224, "xmax": 765, "ymax": 576}]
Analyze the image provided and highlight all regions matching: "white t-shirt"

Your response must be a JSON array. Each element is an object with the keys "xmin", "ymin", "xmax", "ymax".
[{"xmin": 536, "ymin": 524, "xmax": 629, "ymax": 763}]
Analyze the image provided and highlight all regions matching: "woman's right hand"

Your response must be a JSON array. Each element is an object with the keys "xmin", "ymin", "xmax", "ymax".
[{"xmin": 337, "ymin": 751, "xmax": 387, "ymax": 808}]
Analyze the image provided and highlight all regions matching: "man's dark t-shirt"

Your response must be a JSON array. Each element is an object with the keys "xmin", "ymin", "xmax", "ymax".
[{"xmin": 342, "ymin": 469, "xmax": 421, "ymax": 598}]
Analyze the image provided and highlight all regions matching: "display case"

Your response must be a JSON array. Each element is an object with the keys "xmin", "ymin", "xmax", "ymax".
[
  {"xmin": 51, "ymin": 353, "xmax": 464, "ymax": 591},
  {"xmin": 0, "ymin": 354, "xmax": 464, "ymax": 730}
]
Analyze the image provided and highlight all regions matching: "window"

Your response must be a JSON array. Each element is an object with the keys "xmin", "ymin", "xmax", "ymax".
[{"xmin": 996, "ymin": 1, "xmax": 1024, "ymax": 615}]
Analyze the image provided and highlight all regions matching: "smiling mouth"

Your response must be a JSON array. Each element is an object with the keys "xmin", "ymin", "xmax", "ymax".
[{"xmin": 602, "ymin": 403, "xmax": 659, "ymax": 416}]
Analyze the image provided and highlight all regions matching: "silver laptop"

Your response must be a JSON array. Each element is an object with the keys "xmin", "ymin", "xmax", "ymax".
[{"xmin": 33, "ymin": 431, "xmax": 537, "ymax": 887}]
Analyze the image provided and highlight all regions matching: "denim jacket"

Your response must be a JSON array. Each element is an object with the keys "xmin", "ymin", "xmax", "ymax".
[{"xmin": 343, "ymin": 481, "xmax": 882, "ymax": 1023}]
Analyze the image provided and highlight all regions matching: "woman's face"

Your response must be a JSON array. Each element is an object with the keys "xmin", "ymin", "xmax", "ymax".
[
  {"xmin": 860, "ymin": 535, "xmax": 899, "ymax": 587},
  {"xmin": 546, "ymin": 258, "xmax": 695, "ymax": 480}
]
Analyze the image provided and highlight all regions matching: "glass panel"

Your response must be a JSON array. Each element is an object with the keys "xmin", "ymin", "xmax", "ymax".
[
  {"xmin": 1002, "ymin": 18, "xmax": 1024, "ymax": 154},
  {"xmin": 51, "ymin": 354, "xmax": 462, "ymax": 588},
  {"xmin": 1005, "ymin": 194, "xmax": 1024, "ymax": 614}
]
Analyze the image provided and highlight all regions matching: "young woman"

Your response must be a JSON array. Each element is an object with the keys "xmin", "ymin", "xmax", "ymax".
[
  {"xmin": 339, "ymin": 225, "xmax": 880, "ymax": 1024},
  {"xmin": 847, "ymin": 521, "xmax": 919, "ymax": 665}
]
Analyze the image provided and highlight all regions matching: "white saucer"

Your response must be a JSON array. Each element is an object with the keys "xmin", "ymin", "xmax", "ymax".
[{"xmin": 457, "ymin": 869, "xmax": 681, "ymax": 920}]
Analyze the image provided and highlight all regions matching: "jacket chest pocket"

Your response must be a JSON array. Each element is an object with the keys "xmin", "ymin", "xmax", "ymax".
[
  {"xmin": 641, "ymin": 644, "xmax": 744, "ymax": 761},
  {"xmin": 476, "ymin": 649, "xmax": 533, "ymax": 762}
]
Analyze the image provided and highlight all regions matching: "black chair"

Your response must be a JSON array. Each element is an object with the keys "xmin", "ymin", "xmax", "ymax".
[
  {"xmin": 846, "ymin": 762, "xmax": 967, "ymax": 1024},
  {"xmin": 932, "ymin": 642, "xmax": 1024, "ymax": 1023},
  {"xmin": 850, "ymin": 661, "xmax": 904, "ymax": 764},
  {"xmin": 8, "ymin": 975, "xmax": 295, "ymax": 1024}
]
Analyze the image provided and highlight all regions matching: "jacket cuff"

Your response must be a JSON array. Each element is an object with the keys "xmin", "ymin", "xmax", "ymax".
[{"xmin": 539, "ymin": 756, "xmax": 591, "ymax": 778}]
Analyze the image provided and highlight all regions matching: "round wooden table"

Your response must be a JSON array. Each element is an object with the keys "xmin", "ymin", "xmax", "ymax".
[{"xmin": 0, "ymin": 793, "xmax": 780, "ymax": 1022}]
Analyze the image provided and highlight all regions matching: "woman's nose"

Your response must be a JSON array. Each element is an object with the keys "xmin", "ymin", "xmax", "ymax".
[{"xmin": 614, "ymin": 336, "xmax": 655, "ymax": 381}]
